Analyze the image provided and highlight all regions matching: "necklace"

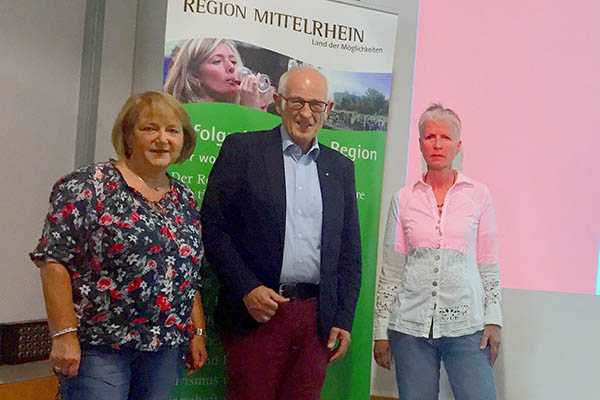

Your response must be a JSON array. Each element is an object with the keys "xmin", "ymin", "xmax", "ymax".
[
  {"xmin": 130, "ymin": 171, "xmax": 167, "ymax": 215},
  {"xmin": 425, "ymin": 170, "xmax": 456, "ymax": 211},
  {"xmin": 126, "ymin": 165, "xmax": 166, "ymax": 192},
  {"xmin": 133, "ymin": 173, "xmax": 160, "ymax": 191}
]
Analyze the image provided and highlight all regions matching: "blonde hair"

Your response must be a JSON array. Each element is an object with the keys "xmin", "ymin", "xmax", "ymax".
[
  {"xmin": 164, "ymin": 38, "xmax": 243, "ymax": 103},
  {"xmin": 111, "ymin": 91, "xmax": 196, "ymax": 163}
]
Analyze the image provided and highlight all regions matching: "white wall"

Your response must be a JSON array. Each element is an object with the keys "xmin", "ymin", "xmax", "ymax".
[
  {"xmin": 499, "ymin": 289, "xmax": 600, "ymax": 399},
  {"xmin": 94, "ymin": 0, "xmax": 138, "ymax": 162},
  {"xmin": 0, "ymin": 1, "xmax": 86, "ymax": 322},
  {"xmin": 130, "ymin": 0, "xmax": 167, "ymax": 93}
]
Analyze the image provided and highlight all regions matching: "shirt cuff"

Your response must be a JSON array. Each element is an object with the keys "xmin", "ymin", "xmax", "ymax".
[
  {"xmin": 484, "ymin": 303, "xmax": 503, "ymax": 327},
  {"xmin": 373, "ymin": 319, "xmax": 390, "ymax": 340}
]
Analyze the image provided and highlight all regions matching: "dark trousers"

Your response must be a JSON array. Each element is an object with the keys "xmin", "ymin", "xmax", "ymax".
[{"xmin": 223, "ymin": 298, "xmax": 330, "ymax": 400}]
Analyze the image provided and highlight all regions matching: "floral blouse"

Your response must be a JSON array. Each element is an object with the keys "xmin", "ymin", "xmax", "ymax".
[
  {"xmin": 31, "ymin": 161, "xmax": 203, "ymax": 351},
  {"xmin": 373, "ymin": 173, "xmax": 502, "ymax": 340}
]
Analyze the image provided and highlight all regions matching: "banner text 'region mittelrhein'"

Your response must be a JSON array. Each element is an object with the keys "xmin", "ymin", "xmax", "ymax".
[{"xmin": 183, "ymin": 0, "xmax": 365, "ymax": 43}]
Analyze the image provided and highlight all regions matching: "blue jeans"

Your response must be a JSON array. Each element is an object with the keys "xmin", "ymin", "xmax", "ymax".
[
  {"xmin": 59, "ymin": 345, "xmax": 183, "ymax": 400},
  {"xmin": 389, "ymin": 330, "xmax": 496, "ymax": 400}
]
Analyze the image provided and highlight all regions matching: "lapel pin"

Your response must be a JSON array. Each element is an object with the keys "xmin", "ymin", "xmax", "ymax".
[{"xmin": 325, "ymin": 172, "xmax": 330, "ymax": 176}]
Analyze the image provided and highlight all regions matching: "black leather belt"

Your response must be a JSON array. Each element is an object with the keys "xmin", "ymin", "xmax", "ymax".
[{"xmin": 278, "ymin": 283, "xmax": 319, "ymax": 299}]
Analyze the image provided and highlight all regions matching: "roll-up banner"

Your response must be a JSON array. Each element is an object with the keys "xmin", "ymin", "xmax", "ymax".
[{"xmin": 164, "ymin": 1, "xmax": 398, "ymax": 398}]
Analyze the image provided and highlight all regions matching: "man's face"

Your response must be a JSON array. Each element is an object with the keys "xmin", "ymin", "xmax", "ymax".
[{"xmin": 274, "ymin": 69, "xmax": 332, "ymax": 152}]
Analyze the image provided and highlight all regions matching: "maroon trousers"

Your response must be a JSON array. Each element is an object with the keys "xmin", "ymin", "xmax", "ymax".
[{"xmin": 223, "ymin": 298, "xmax": 330, "ymax": 400}]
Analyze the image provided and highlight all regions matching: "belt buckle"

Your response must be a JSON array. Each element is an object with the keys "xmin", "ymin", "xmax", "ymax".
[
  {"xmin": 278, "ymin": 283, "xmax": 294, "ymax": 298},
  {"xmin": 278, "ymin": 283, "xmax": 288, "ymax": 297}
]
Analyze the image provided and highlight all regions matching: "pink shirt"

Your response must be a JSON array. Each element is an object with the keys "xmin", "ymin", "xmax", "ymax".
[{"xmin": 374, "ymin": 173, "xmax": 502, "ymax": 340}]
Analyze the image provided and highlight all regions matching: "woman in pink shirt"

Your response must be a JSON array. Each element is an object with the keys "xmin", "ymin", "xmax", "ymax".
[{"xmin": 373, "ymin": 104, "xmax": 502, "ymax": 400}]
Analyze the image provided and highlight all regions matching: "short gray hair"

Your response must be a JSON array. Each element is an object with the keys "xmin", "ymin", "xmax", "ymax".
[
  {"xmin": 418, "ymin": 103, "xmax": 462, "ymax": 138},
  {"xmin": 278, "ymin": 64, "xmax": 331, "ymax": 101}
]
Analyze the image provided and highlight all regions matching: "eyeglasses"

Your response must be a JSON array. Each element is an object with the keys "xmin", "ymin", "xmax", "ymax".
[{"xmin": 279, "ymin": 94, "xmax": 329, "ymax": 113}]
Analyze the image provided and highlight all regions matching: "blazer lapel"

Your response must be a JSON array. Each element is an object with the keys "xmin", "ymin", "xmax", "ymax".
[
  {"xmin": 317, "ymin": 148, "xmax": 341, "ymax": 270},
  {"xmin": 263, "ymin": 128, "xmax": 286, "ymax": 247}
]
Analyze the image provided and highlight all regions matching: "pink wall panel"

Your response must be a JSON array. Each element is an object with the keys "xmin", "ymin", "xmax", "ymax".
[{"xmin": 407, "ymin": 1, "xmax": 600, "ymax": 293}]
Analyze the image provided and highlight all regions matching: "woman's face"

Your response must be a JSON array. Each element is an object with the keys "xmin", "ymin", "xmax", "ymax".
[
  {"xmin": 196, "ymin": 43, "xmax": 239, "ymax": 102},
  {"xmin": 419, "ymin": 120, "xmax": 462, "ymax": 171},
  {"xmin": 127, "ymin": 105, "xmax": 184, "ymax": 171}
]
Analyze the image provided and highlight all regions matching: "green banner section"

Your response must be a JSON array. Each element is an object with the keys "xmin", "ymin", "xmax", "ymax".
[{"xmin": 168, "ymin": 103, "xmax": 384, "ymax": 399}]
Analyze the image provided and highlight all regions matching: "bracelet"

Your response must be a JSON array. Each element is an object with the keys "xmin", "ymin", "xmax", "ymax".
[{"xmin": 52, "ymin": 327, "xmax": 78, "ymax": 338}]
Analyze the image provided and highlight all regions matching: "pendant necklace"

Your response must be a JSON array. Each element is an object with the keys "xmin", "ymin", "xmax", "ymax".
[
  {"xmin": 133, "ymin": 173, "xmax": 161, "ymax": 192},
  {"xmin": 426, "ymin": 170, "xmax": 457, "ymax": 211}
]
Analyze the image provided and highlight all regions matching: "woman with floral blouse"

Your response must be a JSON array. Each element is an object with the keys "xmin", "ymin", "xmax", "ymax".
[
  {"xmin": 373, "ymin": 104, "xmax": 502, "ymax": 400},
  {"xmin": 31, "ymin": 91, "xmax": 206, "ymax": 400}
]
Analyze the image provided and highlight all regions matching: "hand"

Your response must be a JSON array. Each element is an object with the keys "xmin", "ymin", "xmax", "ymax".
[
  {"xmin": 480, "ymin": 324, "xmax": 502, "ymax": 365},
  {"xmin": 327, "ymin": 327, "xmax": 351, "ymax": 362},
  {"xmin": 238, "ymin": 74, "xmax": 261, "ymax": 108},
  {"xmin": 186, "ymin": 335, "xmax": 208, "ymax": 375},
  {"xmin": 243, "ymin": 285, "xmax": 289, "ymax": 323},
  {"xmin": 50, "ymin": 332, "xmax": 81, "ymax": 377},
  {"xmin": 373, "ymin": 340, "xmax": 392, "ymax": 369}
]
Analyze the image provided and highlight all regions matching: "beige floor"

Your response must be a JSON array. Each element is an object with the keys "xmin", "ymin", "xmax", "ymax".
[
  {"xmin": 0, "ymin": 360, "xmax": 57, "ymax": 400},
  {"xmin": 0, "ymin": 376, "xmax": 58, "ymax": 400}
]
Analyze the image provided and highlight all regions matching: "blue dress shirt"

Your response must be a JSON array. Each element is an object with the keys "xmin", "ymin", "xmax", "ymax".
[{"xmin": 279, "ymin": 127, "xmax": 323, "ymax": 284}]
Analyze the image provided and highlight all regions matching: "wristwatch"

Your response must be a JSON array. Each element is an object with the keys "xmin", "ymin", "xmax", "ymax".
[{"xmin": 194, "ymin": 327, "xmax": 205, "ymax": 337}]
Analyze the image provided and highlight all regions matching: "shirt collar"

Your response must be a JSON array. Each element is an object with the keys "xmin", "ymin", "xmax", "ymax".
[
  {"xmin": 413, "ymin": 171, "xmax": 474, "ymax": 189},
  {"xmin": 280, "ymin": 125, "xmax": 320, "ymax": 160}
]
